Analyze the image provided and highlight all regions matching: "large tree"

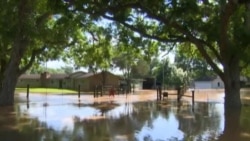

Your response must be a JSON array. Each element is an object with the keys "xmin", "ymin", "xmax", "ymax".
[
  {"xmin": 72, "ymin": 0, "xmax": 250, "ymax": 109},
  {"xmin": 0, "ymin": 0, "xmax": 81, "ymax": 105}
]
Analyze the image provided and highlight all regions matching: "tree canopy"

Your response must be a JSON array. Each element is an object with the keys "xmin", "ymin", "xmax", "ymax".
[
  {"xmin": 0, "ymin": 0, "xmax": 91, "ymax": 105},
  {"xmin": 70, "ymin": 0, "xmax": 250, "ymax": 108}
]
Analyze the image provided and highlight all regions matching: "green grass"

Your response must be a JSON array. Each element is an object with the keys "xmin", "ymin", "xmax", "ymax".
[{"xmin": 15, "ymin": 88, "xmax": 78, "ymax": 95}]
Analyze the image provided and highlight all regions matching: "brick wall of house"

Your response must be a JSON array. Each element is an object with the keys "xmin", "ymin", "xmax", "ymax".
[
  {"xmin": 17, "ymin": 71, "xmax": 122, "ymax": 92},
  {"xmin": 17, "ymin": 79, "xmax": 41, "ymax": 88},
  {"xmin": 88, "ymin": 72, "xmax": 120, "ymax": 91}
]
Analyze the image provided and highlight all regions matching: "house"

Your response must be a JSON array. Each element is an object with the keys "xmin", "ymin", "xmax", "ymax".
[
  {"xmin": 17, "ymin": 71, "xmax": 122, "ymax": 92},
  {"xmin": 194, "ymin": 76, "xmax": 224, "ymax": 89},
  {"xmin": 17, "ymin": 74, "xmax": 41, "ymax": 88},
  {"xmin": 17, "ymin": 72, "xmax": 71, "ymax": 88},
  {"xmin": 75, "ymin": 71, "xmax": 122, "ymax": 91},
  {"xmin": 194, "ymin": 76, "xmax": 247, "ymax": 89}
]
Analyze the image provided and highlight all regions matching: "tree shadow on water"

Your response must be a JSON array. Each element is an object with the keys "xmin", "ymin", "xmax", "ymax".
[{"xmin": 218, "ymin": 107, "xmax": 250, "ymax": 141}]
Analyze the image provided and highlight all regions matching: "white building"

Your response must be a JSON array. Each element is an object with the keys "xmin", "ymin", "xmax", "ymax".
[
  {"xmin": 194, "ymin": 76, "xmax": 248, "ymax": 89},
  {"xmin": 194, "ymin": 76, "xmax": 224, "ymax": 89}
]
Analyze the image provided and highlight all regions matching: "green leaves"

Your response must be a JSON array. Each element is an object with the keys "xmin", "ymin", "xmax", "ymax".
[
  {"xmin": 64, "ymin": 22, "xmax": 114, "ymax": 72},
  {"xmin": 2, "ymin": 0, "xmax": 249, "ymax": 79}
]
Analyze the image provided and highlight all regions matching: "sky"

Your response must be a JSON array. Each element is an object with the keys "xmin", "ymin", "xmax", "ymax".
[{"xmin": 47, "ymin": 60, "xmax": 67, "ymax": 69}]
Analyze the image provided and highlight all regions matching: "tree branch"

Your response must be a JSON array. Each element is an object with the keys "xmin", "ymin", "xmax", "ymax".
[
  {"xmin": 198, "ymin": 39, "xmax": 223, "ymax": 63},
  {"xmin": 132, "ymin": 3, "xmax": 222, "ymax": 63},
  {"xmin": 103, "ymin": 15, "xmax": 189, "ymax": 43},
  {"xmin": 78, "ymin": 1, "xmax": 224, "ymax": 77},
  {"xmin": 193, "ymin": 40, "xmax": 224, "ymax": 80},
  {"xmin": 19, "ymin": 46, "xmax": 46, "ymax": 75}
]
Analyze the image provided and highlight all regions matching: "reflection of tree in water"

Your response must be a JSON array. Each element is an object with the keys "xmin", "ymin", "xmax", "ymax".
[
  {"xmin": 172, "ymin": 102, "xmax": 248, "ymax": 141},
  {"xmin": 239, "ymin": 106, "xmax": 250, "ymax": 139},
  {"xmin": 175, "ymin": 102, "xmax": 223, "ymax": 140},
  {"xmin": 0, "ymin": 105, "xmax": 61, "ymax": 141},
  {"xmin": 71, "ymin": 101, "xmax": 160, "ymax": 141},
  {"xmin": 3, "ymin": 100, "xmax": 250, "ymax": 141},
  {"xmin": 0, "ymin": 101, "xmax": 150, "ymax": 141},
  {"xmin": 218, "ymin": 107, "xmax": 250, "ymax": 141},
  {"xmin": 217, "ymin": 109, "xmax": 241, "ymax": 141},
  {"xmin": 0, "ymin": 101, "xmax": 162, "ymax": 141}
]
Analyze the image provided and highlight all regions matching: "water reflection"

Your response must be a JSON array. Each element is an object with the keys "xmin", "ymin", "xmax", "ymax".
[{"xmin": 0, "ymin": 94, "xmax": 250, "ymax": 141}]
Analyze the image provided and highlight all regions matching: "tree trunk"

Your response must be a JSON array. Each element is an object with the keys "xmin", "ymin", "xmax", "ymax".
[
  {"xmin": 218, "ymin": 109, "xmax": 241, "ymax": 141},
  {"xmin": 223, "ymin": 58, "xmax": 241, "ymax": 109},
  {"xmin": 0, "ymin": 0, "xmax": 30, "ymax": 106},
  {"xmin": 0, "ymin": 60, "xmax": 19, "ymax": 106},
  {"xmin": 0, "ymin": 36, "xmax": 27, "ymax": 106}
]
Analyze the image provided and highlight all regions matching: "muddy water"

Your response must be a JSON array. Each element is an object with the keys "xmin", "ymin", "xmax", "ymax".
[{"xmin": 0, "ymin": 90, "xmax": 250, "ymax": 141}]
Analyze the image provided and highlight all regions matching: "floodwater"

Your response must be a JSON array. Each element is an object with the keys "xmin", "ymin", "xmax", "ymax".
[{"xmin": 1, "ymin": 89, "xmax": 250, "ymax": 141}]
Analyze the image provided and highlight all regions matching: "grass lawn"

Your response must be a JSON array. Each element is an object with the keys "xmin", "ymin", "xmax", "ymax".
[{"xmin": 15, "ymin": 88, "xmax": 78, "ymax": 95}]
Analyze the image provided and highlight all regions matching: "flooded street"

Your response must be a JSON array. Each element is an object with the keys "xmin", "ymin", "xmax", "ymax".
[{"xmin": 1, "ymin": 89, "xmax": 250, "ymax": 141}]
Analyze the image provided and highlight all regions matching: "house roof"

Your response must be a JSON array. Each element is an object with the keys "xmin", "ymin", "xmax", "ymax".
[
  {"xmin": 194, "ymin": 76, "xmax": 216, "ymax": 81},
  {"xmin": 77, "ymin": 72, "xmax": 95, "ymax": 78},
  {"xmin": 49, "ymin": 74, "xmax": 68, "ymax": 79},
  {"xmin": 68, "ymin": 71, "xmax": 87, "ymax": 78},
  {"xmin": 19, "ymin": 73, "xmax": 68, "ymax": 79},
  {"xmin": 76, "ymin": 71, "xmax": 122, "ymax": 79},
  {"xmin": 19, "ymin": 71, "xmax": 122, "ymax": 80},
  {"xmin": 19, "ymin": 74, "xmax": 40, "ymax": 79}
]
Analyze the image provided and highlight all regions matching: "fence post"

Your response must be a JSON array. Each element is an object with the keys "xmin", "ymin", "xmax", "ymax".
[
  {"xmin": 156, "ymin": 86, "xmax": 159, "ymax": 100},
  {"xmin": 26, "ymin": 84, "xmax": 29, "ymax": 100},
  {"xmin": 192, "ymin": 90, "xmax": 195, "ymax": 105},
  {"xmin": 94, "ymin": 86, "xmax": 96, "ymax": 98},
  {"xmin": 78, "ymin": 85, "xmax": 80, "ymax": 98},
  {"xmin": 101, "ymin": 85, "xmax": 103, "ymax": 96},
  {"xmin": 159, "ymin": 86, "xmax": 162, "ymax": 100},
  {"xmin": 177, "ymin": 86, "xmax": 181, "ymax": 102}
]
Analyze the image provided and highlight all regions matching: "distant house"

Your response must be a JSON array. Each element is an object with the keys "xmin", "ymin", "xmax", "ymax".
[
  {"xmin": 194, "ymin": 76, "xmax": 224, "ymax": 89},
  {"xmin": 17, "ymin": 72, "xmax": 71, "ymax": 89},
  {"xmin": 194, "ymin": 76, "xmax": 247, "ymax": 89},
  {"xmin": 40, "ymin": 72, "xmax": 70, "ymax": 88},
  {"xmin": 17, "ymin": 74, "xmax": 41, "ymax": 88},
  {"xmin": 17, "ymin": 71, "xmax": 122, "ymax": 92},
  {"xmin": 76, "ymin": 71, "xmax": 122, "ymax": 91}
]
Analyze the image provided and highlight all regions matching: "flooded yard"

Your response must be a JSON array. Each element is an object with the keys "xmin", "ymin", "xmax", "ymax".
[{"xmin": 1, "ymin": 89, "xmax": 250, "ymax": 141}]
